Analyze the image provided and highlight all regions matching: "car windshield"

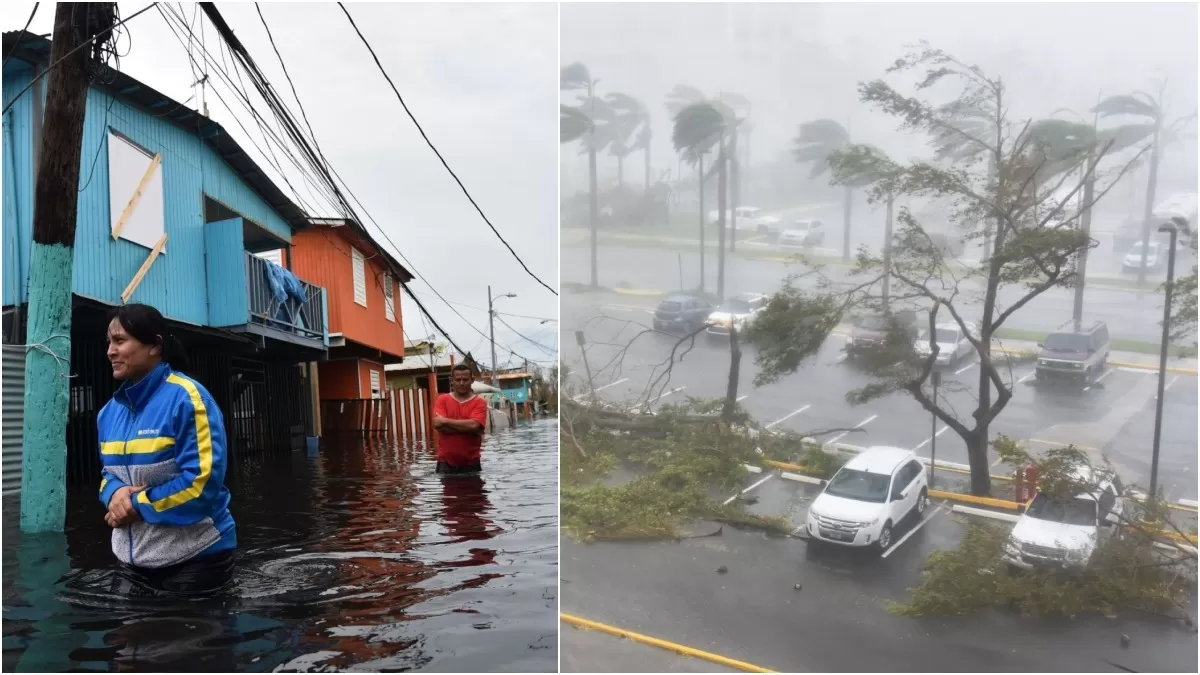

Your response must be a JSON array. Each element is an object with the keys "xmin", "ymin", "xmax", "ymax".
[
  {"xmin": 1129, "ymin": 242, "xmax": 1160, "ymax": 254},
  {"xmin": 791, "ymin": 222, "xmax": 811, "ymax": 231},
  {"xmin": 658, "ymin": 301, "xmax": 682, "ymax": 312},
  {"xmin": 1043, "ymin": 332, "xmax": 1090, "ymax": 352},
  {"xmin": 721, "ymin": 299, "xmax": 753, "ymax": 313},
  {"xmin": 1026, "ymin": 494, "xmax": 1097, "ymax": 526},
  {"xmin": 859, "ymin": 315, "xmax": 889, "ymax": 331},
  {"xmin": 824, "ymin": 469, "xmax": 890, "ymax": 504}
]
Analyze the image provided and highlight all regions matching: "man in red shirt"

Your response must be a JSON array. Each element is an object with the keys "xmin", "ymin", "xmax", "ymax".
[{"xmin": 432, "ymin": 364, "xmax": 490, "ymax": 474}]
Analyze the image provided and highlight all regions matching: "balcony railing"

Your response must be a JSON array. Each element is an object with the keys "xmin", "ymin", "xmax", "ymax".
[{"xmin": 245, "ymin": 252, "xmax": 325, "ymax": 342}]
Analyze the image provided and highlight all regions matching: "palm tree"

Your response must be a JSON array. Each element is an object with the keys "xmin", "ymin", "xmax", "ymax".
[
  {"xmin": 560, "ymin": 104, "xmax": 591, "ymax": 143},
  {"xmin": 562, "ymin": 62, "xmax": 608, "ymax": 288},
  {"xmin": 674, "ymin": 102, "xmax": 733, "ymax": 302},
  {"xmin": 1092, "ymin": 83, "xmax": 1195, "ymax": 285},
  {"xmin": 715, "ymin": 93, "xmax": 751, "ymax": 252},
  {"xmin": 604, "ymin": 93, "xmax": 650, "ymax": 191},
  {"xmin": 793, "ymin": 119, "xmax": 863, "ymax": 262}
]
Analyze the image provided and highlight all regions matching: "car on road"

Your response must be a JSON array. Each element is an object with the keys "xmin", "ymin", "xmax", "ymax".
[
  {"xmin": 845, "ymin": 310, "xmax": 919, "ymax": 360},
  {"xmin": 1121, "ymin": 240, "xmax": 1167, "ymax": 273},
  {"xmin": 1034, "ymin": 320, "xmax": 1110, "ymax": 386},
  {"xmin": 652, "ymin": 294, "xmax": 715, "ymax": 334},
  {"xmin": 708, "ymin": 206, "xmax": 783, "ymax": 237},
  {"xmin": 706, "ymin": 292, "xmax": 769, "ymax": 338},
  {"xmin": 805, "ymin": 446, "xmax": 929, "ymax": 551},
  {"xmin": 913, "ymin": 321, "xmax": 978, "ymax": 366},
  {"xmin": 1001, "ymin": 466, "xmax": 1125, "ymax": 574},
  {"xmin": 778, "ymin": 219, "xmax": 826, "ymax": 247}
]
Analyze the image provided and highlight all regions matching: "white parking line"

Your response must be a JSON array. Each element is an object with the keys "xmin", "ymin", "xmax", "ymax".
[
  {"xmin": 881, "ymin": 503, "xmax": 945, "ymax": 558},
  {"xmin": 765, "ymin": 404, "xmax": 812, "ymax": 429},
  {"xmin": 646, "ymin": 386, "xmax": 685, "ymax": 403},
  {"xmin": 1156, "ymin": 375, "xmax": 1180, "ymax": 400},
  {"xmin": 955, "ymin": 362, "xmax": 976, "ymax": 375},
  {"xmin": 826, "ymin": 414, "xmax": 877, "ymax": 445},
  {"xmin": 911, "ymin": 425, "xmax": 949, "ymax": 451},
  {"xmin": 1083, "ymin": 367, "xmax": 1117, "ymax": 391},
  {"xmin": 1017, "ymin": 371, "xmax": 1036, "ymax": 384},
  {"xmin": 722, "ymin": 474, "xmax": 774, "ymax": 506},
  {"xmin": 736, "ymin": 394, "xmax": 749, "ymax": 402},
  {"xmin": 834, "ymin": 354, "xmax": 848, "ymax": 364}
]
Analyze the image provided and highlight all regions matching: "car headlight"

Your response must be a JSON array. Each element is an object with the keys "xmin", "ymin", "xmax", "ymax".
[{"xmin": 1065, "ymin": 548, "xmax": 1088, "ymax": 564}]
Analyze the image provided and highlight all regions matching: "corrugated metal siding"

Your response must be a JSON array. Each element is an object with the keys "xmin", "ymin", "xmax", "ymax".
[
  {"xmin": 4, "ymin": 76, "xmax": 297, "ymax": 326},
  {"xmin": 290, "ymin": 230, "xmax": 405, "ymax": 358},
  {"xmin": 2, "ymin": 63, "xmax": 34, "ymax": 307},
  {"xmin": 2, "ymin": 345, "xmax": 26, "ymax": 495},
  {"xmin": 205, "ymin": 217, "xmax": 249, "ymax": 327}
]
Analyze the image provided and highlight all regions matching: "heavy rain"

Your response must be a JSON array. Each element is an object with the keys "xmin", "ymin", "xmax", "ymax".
[{"xmin": 560, "ymin": 3, "xmax": 1198, "ymax": 672}]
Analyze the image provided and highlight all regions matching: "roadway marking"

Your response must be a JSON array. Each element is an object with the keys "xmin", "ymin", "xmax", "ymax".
[
  {"xmin": 955, "ymin": 362, "xmax": 976, "ymax": 375},
  {"xmin": 646, "ymin": 386, "xmax": 685, "ymax": 404},
  {"xmin": 595, "ymin": 378, "xmax": 629, "ymax": 392},
  {"xmin": 826, "ymin": 414, "xmax": 877, "ymax": 445},
  {"xmin": 881, "ymin": 503, "xmax": 945, "ymax": 558},
  {"xmin": 722, "ymin": 474, "xmax": 774, "ymax": 506},
  {"xmin": 764, "ymin": 404, "xmax": 811, "ymax": 429},
  {"xmin": 1156, "ymin": 375, "xmax": 1180, "ymax": 400},
  {"xmin": 1017, "ymin": 371, "xmax": 1036, "ymax": 384},
  {"xmin": 1027, "ymin": 438, "xmax": 1100, "ymax": 452},
  {"xmin": 559, "ymin": 613, "xmax": 778, "ymax": 673},
  {"xmin": 991, "ymin": 456, "xmax": 1004, "ymax": 468},
  {"xmin": 1082, "ymin": 367, "xmax": 1116, "ymax": 391},
  {"xmin": 834, "ymin": 353, "xmax": 848, "ymax": 364},
  {"xmin": 736, "ymin": 394, "xmax": 749, "ymax": 402},
  {"xmin": 911, "ymin": 425, "xmax": 949, "ymax": 451}
]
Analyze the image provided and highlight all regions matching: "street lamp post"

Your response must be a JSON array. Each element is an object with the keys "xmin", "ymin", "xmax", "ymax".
[
  {"xmin": 1148, "ymin": 217, "xmax": 1183, "ymax": 498},
  {"xmin": 488, "ymin": 286, "xmax": 516, "ymax": 393}
]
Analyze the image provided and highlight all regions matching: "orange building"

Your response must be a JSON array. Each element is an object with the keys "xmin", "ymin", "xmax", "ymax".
[{"xmin": 289, "ymin": 218, "xmax": 413, "ymax": 414}]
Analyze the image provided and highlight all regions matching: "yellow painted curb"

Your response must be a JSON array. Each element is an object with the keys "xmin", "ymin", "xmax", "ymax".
[
  {"xmin": 612, "ymin": 288, "xmax": 665, "ymax": 297},
  {"xmin": 560, "ymin": 613, "xmax": 777, "ymax": 673},
  {"xmin": 763, "ymin": 459, "xmax": 813, "ymax": 474},
  {"xmin": 1108, "ymin": 360, "xmax": 1198, "ymax": 375},
  {"xmin": 928, "ymin": 489, "xmax": 1023, "ymax": 510}
]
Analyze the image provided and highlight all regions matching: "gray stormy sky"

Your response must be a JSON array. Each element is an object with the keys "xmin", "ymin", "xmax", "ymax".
[
  {"xmin": 2, "ymin": 1, "xmax": 559, "ymax": 368},
  {"xmin": 561, "ymin": 1, "xmax": 1198, "ymax": 201}
]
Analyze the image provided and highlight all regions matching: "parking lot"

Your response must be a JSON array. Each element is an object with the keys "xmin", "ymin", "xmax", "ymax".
[
  {"xmin": 564, "ymin": 292, "xmax": 1199, "ymax": 502},
  {"xmin": 561, "ymin": 290, "xmax": 1199, "ymax": 672}
]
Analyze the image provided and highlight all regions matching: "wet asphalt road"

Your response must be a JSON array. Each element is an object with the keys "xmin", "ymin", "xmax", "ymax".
[
  {"xmin": 562, "ymin": 291, "xmax": 1198, "ymax": 502},
  {"xmin": 561, "ymin": 484, "xmax": 1199, "ymax": 673},
  {"xmin": 561, "ymin": 243, "xmax": 1186, "ymax": 345}
]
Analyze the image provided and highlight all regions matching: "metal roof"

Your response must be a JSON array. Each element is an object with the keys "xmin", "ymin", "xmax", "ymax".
[{"xmin": 2, "ymin": 30, "xmax": 311, "ymax": 233}]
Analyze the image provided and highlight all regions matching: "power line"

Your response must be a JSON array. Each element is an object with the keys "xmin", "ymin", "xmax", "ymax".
[
  {"xmin": 335, "ymin": 2, "xmax": 557, "ymax": 297},
  {"xmin": 2, "ymin": 1, "xmax": 159, "ymax": 115},
  {"xmin": 1, "ymin": 3, "xmax": 39, "ymax": 71},
  {"xmin": 494, "ymin": 314, "xmax": 558, "ymax": 357},
  {"xmin": 444, "ymin": 299, "xmax": 557, "ymax": 323}
]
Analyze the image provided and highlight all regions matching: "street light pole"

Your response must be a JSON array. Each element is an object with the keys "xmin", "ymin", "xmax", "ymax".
[
  {"xmin": 487, "ymin": 286, "xmax": 516, "ymax": 393},
  {"xmin": 1149, "ymin": 217, "xmax": 1182, "ymax": 498}
]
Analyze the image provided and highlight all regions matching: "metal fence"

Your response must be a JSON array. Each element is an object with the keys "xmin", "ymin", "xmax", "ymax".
[
  {"xmin": 245, "ymin": 252, "xmax": 325, "ymax": 341},
  {"xmin": 2, "ymin": 345, "xmax": 25, "ymax": 495}
]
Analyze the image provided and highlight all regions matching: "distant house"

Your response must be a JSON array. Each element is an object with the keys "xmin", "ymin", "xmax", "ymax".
[
  {"xmin": 288, "ymin": 217, "xmax": 413, "ymax": 408},
  {"xmin": 1, "ymin": 31, "xmax": 328, "ymax": 487},
  {"xmin": 385, "ymin": 341, "xmax": 460, "ymax": 392}
]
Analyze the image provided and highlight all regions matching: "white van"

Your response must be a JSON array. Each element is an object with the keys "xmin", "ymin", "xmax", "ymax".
[
  {"xmin": 805, "ymin": 446, "xmax": 929, "ymax": 550},
  {"xmin": 1001, "ymin": 467, "xmax": 1125, "ymax": 573}
]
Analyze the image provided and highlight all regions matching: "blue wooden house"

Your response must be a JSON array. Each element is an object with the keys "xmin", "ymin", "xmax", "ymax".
[{"xmin": 2, "ymin": 31, "xmax": 329, "ymax": 483}]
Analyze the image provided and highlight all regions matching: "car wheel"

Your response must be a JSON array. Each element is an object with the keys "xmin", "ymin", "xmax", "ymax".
[
  {"xmin": 914, "ymin": 488, "xmax": 928, "ymax": 517},
  {"xmin": 877, "ymin": 521, "xmax": 893, "ymax": 551}
]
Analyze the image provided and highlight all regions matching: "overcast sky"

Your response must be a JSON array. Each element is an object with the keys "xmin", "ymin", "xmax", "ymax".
[
  {"xmin": 2, "ymin": 1, "xmax": 559, "ymax": 368},
  {"xmin": 561, "ymin": 1, "xmax": 1198, "ymax": 200}
]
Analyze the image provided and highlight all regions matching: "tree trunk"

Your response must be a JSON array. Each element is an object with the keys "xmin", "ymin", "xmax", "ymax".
[
  {"xmin": 698, "ymin": 154, "xmax": 706, "ymax": 292},
  {"xmin": 1137, "ymin": 122, "xmax": 1162, "ymax": 286},
  {"xmin": 588, "ymin": 83, "xmax": 599, "ymax": 288},
  {"xmin": 716, "ymin": 140, "xmax": 728, "ymax": 304},
  {"xmin": 842, "ymin": 185, "xmax": 853, "ymax": 262},
  {"xmin": 722, "ymin": 325, "xmax": 741, "ymax": 421},
  {"xmin": 965, "ymin": 430, "xmax": 992, "ymax": 496},
  {"xmin": 882, "ymin": 192, "xmax": 894, "ymax": 311},
  {"xmin": 1073, "ymin": 167, "xmax": 1096, "ymax": 322},
  {"xmin": 644, "ymin": 139, "xmax": 651, "ymax": 194},
  {"xmin": 22, "ymin": 2, "xmax": 117, "ymax": 533},
  {"xmin": 729, "ymin": 129, "xmax": 739, "ymax": 253},
  {"xmin": 617, "ymin": 153, "xmax": 624, "ymax": 189}
]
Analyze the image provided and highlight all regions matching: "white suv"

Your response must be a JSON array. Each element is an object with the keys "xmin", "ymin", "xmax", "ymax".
[
  {"xmin": 805, "ymin": 446, "xmax": 929, "ymax": 550},
  {"xmin": 1001, "ymin": 466, "xmax": 1125, "ymax": 573}
]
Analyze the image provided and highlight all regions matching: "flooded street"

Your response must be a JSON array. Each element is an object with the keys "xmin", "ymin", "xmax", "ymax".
[{"xmin": 2, "ymin": 418, "xmax": 558, "ymax": 672}]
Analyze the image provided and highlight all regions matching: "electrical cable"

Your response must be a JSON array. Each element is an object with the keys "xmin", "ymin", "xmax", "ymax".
[
  {"xmin": 335, "ymin": 2, "xmax": 557, "ymax": 297},
  {"xmin": 2, "ymin": 3, "xmax": 40, "ymax": 71},
  {"xmin": 2, "ymin": 1, "xmax": 158, "ymax": 115}
]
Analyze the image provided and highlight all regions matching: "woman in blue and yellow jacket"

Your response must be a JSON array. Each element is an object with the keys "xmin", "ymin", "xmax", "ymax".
[{"xmin": 97, "ymin": 303, "xmax": 237, "ymax": 595}]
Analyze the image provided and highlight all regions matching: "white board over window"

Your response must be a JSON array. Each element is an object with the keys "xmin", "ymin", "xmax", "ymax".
[
  {"xmin": 107, "ymin": 131, "xmax": 166, "ymax": 253},
  {"xmin": 255, "ymin": 249, "xmax": 284, "ymax": 266}
]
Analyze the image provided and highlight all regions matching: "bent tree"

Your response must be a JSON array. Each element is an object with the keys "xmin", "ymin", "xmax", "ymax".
[{"xmin": 749, "ymin": 43, "xmax": 1150, "ymax": 496}]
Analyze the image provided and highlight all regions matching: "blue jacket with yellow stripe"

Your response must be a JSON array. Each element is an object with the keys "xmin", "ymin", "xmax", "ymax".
[{"xmin": 97, "ymin": 361, "xmax": 236, "ymax": 569}]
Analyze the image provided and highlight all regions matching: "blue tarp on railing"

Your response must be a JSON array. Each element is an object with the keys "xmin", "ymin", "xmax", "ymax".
[{"xmin": 262, "ymin": 260, "xmax": 309, "ymax": 326}]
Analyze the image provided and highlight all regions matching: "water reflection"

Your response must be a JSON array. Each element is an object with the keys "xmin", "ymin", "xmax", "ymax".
[{"xmin": 2, "ymin": 418, "xmax": 558, "ymax": 672}]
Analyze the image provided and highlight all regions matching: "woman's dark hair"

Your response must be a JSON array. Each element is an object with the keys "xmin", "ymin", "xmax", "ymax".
[{"xmin": 107, "ymin": 303, "xmax": 190, "ymax": 372}]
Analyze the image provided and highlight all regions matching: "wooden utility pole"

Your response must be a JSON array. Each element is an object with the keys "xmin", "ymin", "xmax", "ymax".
[{"xmin": 21, "ymin": 3, "xmax": 118, "ymax": 533}]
